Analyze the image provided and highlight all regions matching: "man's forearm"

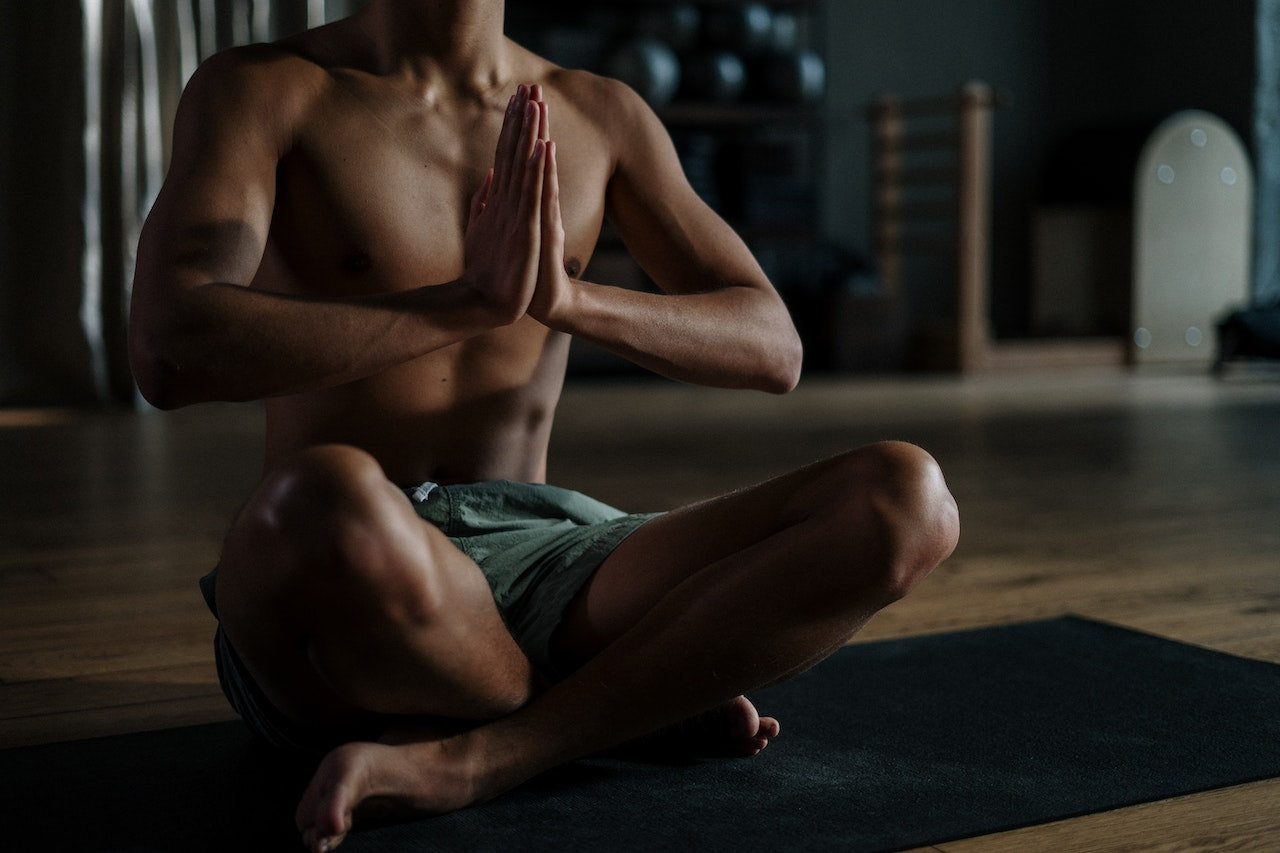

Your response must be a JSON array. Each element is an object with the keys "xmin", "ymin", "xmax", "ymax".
[
  {"xmin": 548, "ymin": 278, "xmax": 802, "ymax": 394},
  {"xmin": 522, "ymin": 101, "xmax": 800, "ymax": 393},
  {"xmin": 129, "ymin": 278, "xmax": 501, "ymax": 409}
]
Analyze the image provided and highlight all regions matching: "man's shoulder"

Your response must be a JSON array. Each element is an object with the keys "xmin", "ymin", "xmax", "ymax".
[
  {"xmin": 543, "ymin": 63, "xmax": 646, "ymax": 110},
  {"xmin": 176, "ymin": 41, "xmax": 332, "ymax": 149},
  {"xmin": 189, "ymin": 41, "xmax": 328, "ymax": 104},
  {"xmin": 537, "ymin": 62, "xmax": 660, "ymax": 140}
]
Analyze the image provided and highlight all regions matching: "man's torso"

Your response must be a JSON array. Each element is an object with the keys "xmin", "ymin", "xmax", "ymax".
[{"xmin": 247, "ymin": 26, "xmax": 620, "ymax": 485}]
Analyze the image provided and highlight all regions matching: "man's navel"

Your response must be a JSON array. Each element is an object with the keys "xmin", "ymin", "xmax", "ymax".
[{"xmin": 341, "ymin": 250, "xmax": 373, "ymax": 275}]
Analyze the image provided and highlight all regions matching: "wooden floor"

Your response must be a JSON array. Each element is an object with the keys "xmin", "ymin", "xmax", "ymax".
[{"xmin": 3, "ymin": 368, "xmax": 1279, "ymax": 849}]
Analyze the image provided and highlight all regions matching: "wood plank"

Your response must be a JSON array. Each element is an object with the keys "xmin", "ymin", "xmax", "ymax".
[
  {"xmin": 1, "ymin": 372, "xmax": 1278, "ymax": 846},
  {"xmin": 0, "ymin": 694, "xmax": 235, "ymax": 749},
  {"xmin": 935, "ymin": 779, "xmax": 1280, "ymax": 851},
  {"xmin": 986, "ymin": 337, "xmax": 1128, "ymax": 369},
  {"xmin": 0, "ymin": 662, "xmax": 219, "ymax": 723}
]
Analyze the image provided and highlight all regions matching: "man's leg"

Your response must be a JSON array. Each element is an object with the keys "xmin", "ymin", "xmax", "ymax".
[
  {"xmin": 213, "ymin": 443, "xmax": 539, "ymax": 736},
  {"xmin": 295, "ymin": 441, "xmax": 960, "ymax": 850}
]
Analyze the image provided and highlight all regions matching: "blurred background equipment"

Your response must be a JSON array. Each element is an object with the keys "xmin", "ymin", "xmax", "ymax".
[
  {"xmin": 705, "ymin": 2, "xmax": 775, "ymax": 56},
  {"xmin": 758, "ymin": 49, "xmax": 826, "ymax": 104},
  {"xmin": 1132, "ymin": 111, "xmax": 1252, "ymax": 366},
  {"xmin": 682, "ymin": 50, "xmax": 747, "ymax": 103},
  {"xmin": 607, "ymin": 36, "xmax": 683, "ymax": 105}
]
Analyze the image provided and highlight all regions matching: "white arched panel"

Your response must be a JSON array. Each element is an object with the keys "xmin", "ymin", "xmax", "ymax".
[{"xmin": 1133, "ymin": 111, "xmax": 1253, "ymax": 364}]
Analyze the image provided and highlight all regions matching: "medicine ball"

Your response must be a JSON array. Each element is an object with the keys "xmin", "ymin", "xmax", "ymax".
[
  {"xmin": 705, "ymin": 3, "xmax": 774, "ymax": 56},
  {"xmin": 636, "ymin": 3, "xmax": 703, "ymax": 53},
  {"xmin": 683, "ymin": 51, "xmax": 748, "ymax": 103},
  {"xmin": 759, "ymin": 50, "xmax": 825, "ymax": 103},
  {"xmin": 768, "ymin": 10, "xmax": 800, "ymax": 53},
  {"xmin": 607, "ymin": 37, "xmax": 682, "ymax": 105}
]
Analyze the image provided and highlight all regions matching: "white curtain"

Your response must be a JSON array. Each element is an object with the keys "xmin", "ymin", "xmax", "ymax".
[
  {"xmin": 0, "ymin": 1, "xmax": 347, "ymax": 405},
  {"xmin": 78, "ymin": 0, "xmax": 339, "ymax": 404}
]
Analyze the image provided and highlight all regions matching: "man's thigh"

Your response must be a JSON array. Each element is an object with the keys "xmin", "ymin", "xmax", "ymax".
[
  {"xmin": 211, "ymin": 447, "xmax": 534, "ymax": 733},
  {"xmin": 552, "ymin": 451, "xmax": 864, "ymax": 664}
]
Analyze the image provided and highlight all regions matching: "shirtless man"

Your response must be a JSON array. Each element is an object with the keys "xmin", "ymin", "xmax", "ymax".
[{"xmin": 128, "ymin": 1, "xmax": 959, "ymax": 849}]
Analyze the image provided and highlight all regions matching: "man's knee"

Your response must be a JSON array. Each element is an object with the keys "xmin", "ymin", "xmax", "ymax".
[
  {"xmin": 827, "ymin": 441, "xmax": 959, "ymax": 600},
  {"xmin": 223, "ymin": 443, "xmax": 440, "ymax": 620},
  {"xmin": 252, "ymin": 444, "xmax": 393, "ymax": 539}
]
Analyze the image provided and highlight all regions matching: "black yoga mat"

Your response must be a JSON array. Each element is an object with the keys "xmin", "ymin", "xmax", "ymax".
[{"xmin": 5, "ymin": 616, "xmax": 1279, "ymax": 852}]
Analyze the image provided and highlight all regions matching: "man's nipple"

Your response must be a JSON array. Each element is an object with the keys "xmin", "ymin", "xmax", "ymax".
[{"xmin": 564, "ymin": 257, "xmax": 582, "ymax": 278}]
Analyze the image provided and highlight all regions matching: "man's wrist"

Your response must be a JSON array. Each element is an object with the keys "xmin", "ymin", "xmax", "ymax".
[
  {"xmin": 424, "ymin": 276, "xmax": 521, "ymax": 333},
  {"xmin": 531, "ymin": 276, "xmax": 582, "ymax": 332}
]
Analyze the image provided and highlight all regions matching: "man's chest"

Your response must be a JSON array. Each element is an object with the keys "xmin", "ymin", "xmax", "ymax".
[{"xmin": 262, "ymin": 94, "xmax": 612, "ymax": 296}]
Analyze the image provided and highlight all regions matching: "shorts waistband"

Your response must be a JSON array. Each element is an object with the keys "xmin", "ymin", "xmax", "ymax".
[{"xmin": 407, "ymin": 481, "xmax": 439, "ymax": 503}]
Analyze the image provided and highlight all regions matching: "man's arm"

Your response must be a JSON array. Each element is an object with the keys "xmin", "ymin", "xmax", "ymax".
[
  {"xmin": 528, "ymin": 79, "xmax": 803, "ymax": 394},
  {"xmin": 129, "ymin": 55, "xmax": 546, "ymax": 409}
]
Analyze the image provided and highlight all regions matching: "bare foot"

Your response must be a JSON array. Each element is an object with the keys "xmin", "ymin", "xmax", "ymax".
[
  {"xmin": 294, "ymin": 735, "xmax": 481, "ymax": 852},
  {"xmin": 293, "ymin": 697, "xmax": 779, "ymax": 850},
  {"xmin": 699, "ymin": 694, "xmax": 781, "ymax": 756},
  {"xmin": 625, "ymin": 695, "xmax": 781, "ymax": 759}
]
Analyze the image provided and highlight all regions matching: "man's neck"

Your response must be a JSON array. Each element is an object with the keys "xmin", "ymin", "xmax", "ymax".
[{"xmin": 358, "ymin": 0, "xmax": 511, "ymax": 99}]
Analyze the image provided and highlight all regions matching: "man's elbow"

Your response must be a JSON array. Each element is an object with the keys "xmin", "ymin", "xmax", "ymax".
[
  {"xmin": 129, "ymin": 346, "xmax": 180, "ymax": 410},
  {"xmin": 128, "ymin": 331, "xmax": 197, "ymax": 410},
  {"xmin": 757, "ymin": 331, "xmax": 803, "ymax": 395}
]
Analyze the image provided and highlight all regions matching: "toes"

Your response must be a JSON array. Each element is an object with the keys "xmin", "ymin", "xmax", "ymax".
[
  {"xmin": 297, "ymin": 745, "xmax": 364, "ymax": 850},
  {"xmin": 301, "ymin": 827, "xmax": 346, "ymax": 853},
  {"xmin": 316, "ymin": 834, "xmax": 347, "ymax": 852},
  {"xmin": 742, "ymin": 710, "xmax": 779, "ymax": 756}
]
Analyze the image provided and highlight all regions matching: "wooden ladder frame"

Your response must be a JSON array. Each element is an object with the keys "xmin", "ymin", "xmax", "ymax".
[
  {"xmin": 871, "ymin": 81, "xmax": 996, "ymax": 372},
  {"xmin": 870, "ymin": 82, "xmax": 1126, "ymax": 372}
]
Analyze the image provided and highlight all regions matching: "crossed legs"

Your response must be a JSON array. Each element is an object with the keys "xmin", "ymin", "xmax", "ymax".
[
  {"xmin": 212, "ymin": 441, "xmax": 959, "ymax": 851},
  {"xmin": 213, "ymin": 446, "xmax": 539, "ymax": 735}
]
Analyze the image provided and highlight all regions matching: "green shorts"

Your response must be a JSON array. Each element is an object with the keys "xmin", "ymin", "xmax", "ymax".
[
  {"xmin": 405, "ymin": 479, "xmax": 660, "ymax": 674},
  {"xmin": 201, "ymin": 480, "xmax": 659, "ymax": 754}
]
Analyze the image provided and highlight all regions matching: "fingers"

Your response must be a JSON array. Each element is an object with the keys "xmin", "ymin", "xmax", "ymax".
[
  {"xmin": 533, "ymin": 85, "xmax": 549, "ymax": 143},
  {"xmin": 476, "ymin": 84, "xmax": 552, "ymax": 252},
  {"xmin": 501, "ymin": 102, "xmax": 538, "ymax": 199},
  {"xmin": 521, "ymin": 139, "xmax": 548, "ymax": 238},
  {"xmin": 541, "ymin": 140, "xmax": 563, "ymax": 251},
  {"xmin": 493, "ymin": 85, "xmax": 551, "ymax": 198},
  {"xmin": 519, "ymin": 100, "xmax": 543, "ymax": 171},
  {"xmin": 492, "ymin": 84, "xmax": 530, "ymax": 196},
  {"xmin": 462, "ymin": 86, "xmax": 556, "ymax": 323}
]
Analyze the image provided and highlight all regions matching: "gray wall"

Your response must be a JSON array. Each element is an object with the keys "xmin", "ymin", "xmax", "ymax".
[{"xmin": 820, "ymin": 0, "xmax": 1256, "ymax": 338}]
